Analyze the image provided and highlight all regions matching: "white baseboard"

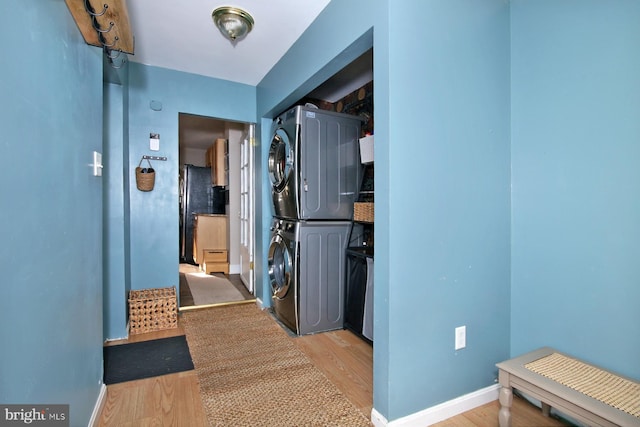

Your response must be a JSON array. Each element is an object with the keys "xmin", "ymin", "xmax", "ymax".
[
  {"xmin": 88, "ymin": 383, "xmax": 107, "ymax": 427},
  {"xmin": 371, "ymin": 407, "xmax": 389, "ymax": 427},
  {"xmin": 371, "ymin": 384, "xmax": 500, "ymax": 427},
  {"xmin": 229, "ymin": 263, "xmax": 240, "ymax": 275}
]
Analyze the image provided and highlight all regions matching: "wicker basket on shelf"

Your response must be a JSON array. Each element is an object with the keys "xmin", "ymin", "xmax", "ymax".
[
  {"xmin": 128, "ymin": 286, "xmax": 177, "ymax": 335},
  {"xmin": 354, "ymin": 202, "xmax": 374, "ymax": 223}
]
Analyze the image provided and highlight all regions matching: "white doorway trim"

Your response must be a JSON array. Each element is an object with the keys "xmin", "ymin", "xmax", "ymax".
[{"xmin": 239, "ymin": 124, "xmax": 255, "ymax": 293}]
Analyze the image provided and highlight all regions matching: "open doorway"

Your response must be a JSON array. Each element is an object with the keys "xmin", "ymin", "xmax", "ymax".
[{"xmin": 177, "ymin": 113, "xmax": 255, "ymax": 309}]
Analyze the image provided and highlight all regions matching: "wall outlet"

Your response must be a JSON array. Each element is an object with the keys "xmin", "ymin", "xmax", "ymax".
[{"xmin": 455, "ymin": 326, "xmax": 466, "ymax": 350}]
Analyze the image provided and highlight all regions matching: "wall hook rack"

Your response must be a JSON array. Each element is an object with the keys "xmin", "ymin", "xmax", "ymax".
[
  {"xmin": 65, "ymin": 0, "xmax": 134, "ymax": 69},
  {"xmin": 142, "ymin": 155, "xmax": 167, "ymax": 161}
]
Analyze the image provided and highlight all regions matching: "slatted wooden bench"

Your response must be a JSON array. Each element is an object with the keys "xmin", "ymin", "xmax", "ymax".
[{"xmin": 496, "ymin": 347, "xmax": 640, "ymax": 427}]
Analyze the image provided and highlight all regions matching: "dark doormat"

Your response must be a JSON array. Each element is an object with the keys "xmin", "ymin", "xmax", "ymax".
[{"xmin": 103, "ymin": 335, "xmax": 194, "ymax": 384}]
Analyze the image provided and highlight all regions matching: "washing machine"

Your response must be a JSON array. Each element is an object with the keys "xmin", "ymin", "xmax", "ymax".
[
  {"xmin": 268, "ymin": 217, "xmax": 353, "ymax": 335},
  {"xmin": 268, "ymin": 105, "xmax": 363, "ymax": 220}
]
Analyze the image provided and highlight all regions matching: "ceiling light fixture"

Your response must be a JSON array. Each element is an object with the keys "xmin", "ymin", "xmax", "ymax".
[{"xmin": 211, "ymin": 6, "xmax": 254, "ymax": 43}]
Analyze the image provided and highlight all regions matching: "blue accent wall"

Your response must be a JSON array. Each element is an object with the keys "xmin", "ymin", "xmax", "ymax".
[
  {"xmin": 0, "ymin": 1, "xmax": 104, "ymax": 425},
  {"xmin": 511, "ymin": 0, "xmax": 640, "ymax": 379},
  {"xmin": 385, "ymin": 0, "xmax": 511, "ymax": 419},
  {"xmin": 104, "ymin": 81, "xmax": 130, "ymax": 340},
  {"xmin": 258, "ymin": 0, "xmax": 511, "ymax": 421},
  {"xmin": 102, "ymin": 63, "xmax": 256, "ymax": 337}
]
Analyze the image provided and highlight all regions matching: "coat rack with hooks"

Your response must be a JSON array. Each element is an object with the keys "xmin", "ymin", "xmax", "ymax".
[{"xmin": 65, "ymin": 0, "xmax": 134, "ymax": 69}]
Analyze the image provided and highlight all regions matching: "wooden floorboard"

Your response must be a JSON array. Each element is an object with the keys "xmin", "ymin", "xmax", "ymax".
[
  {"xmin": 432, "ymin": 398, "xmax": 571, "ymax": 427},
  {"xmin": 98, "ymin": 371, "xmax": 208, "ymax": 427},
  {"xmin": 98, "ymin": 310, "xmax": 572, "ymax": 426},
  {"xmin": 294, "ymin": 329, "xmax": 373, "ymax": 417}
]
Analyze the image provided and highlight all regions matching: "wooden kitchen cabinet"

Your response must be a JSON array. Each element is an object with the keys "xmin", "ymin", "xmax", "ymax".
[
  {"xmin": 192, "ymin": 214, "xmax": 229, "ymax": 274},
  {"xmin": 206, "ymin": 138, "xmax": 227, "ymax": 187}
]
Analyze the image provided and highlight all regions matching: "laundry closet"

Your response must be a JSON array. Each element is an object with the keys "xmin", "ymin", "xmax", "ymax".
[{"xmin": 267, "ymin": 48, "xmax": 374, "ymax": 342}]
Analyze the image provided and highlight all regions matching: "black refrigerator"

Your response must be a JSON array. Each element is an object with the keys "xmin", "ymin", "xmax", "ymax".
[{"xmin": 180, "ymin": 165, "xmax": 226, "ymax": 264}]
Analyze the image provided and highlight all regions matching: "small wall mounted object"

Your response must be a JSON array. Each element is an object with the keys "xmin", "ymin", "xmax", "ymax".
[
  {"xmin": 92, "ymin": 151, "xmax": 103, "ymax": 177},
  {"xmin": 149, "ymin": 133, "xmax": 160, "ymax": 151}
]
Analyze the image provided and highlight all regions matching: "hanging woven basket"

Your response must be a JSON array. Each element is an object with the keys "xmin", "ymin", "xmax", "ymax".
[{"xmin": 135, "ymin": 158, "xmax": 155, "ymax": 191}]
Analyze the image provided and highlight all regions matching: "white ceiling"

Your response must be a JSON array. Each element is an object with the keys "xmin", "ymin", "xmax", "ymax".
[
  {"xmin": 125, "ymin": 0, "xmax": 372, "ymax": 151},
  {"xmin": 127, "ymin": 0, "xmax": 331, "ymax": 86}
]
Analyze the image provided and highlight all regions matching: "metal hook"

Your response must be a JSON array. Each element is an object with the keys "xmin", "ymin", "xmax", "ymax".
[
  {"xmin": 100, "ymin": 35, "xmax": 119, "ymax": 48},
  {"xmin": 92, "ymin": 19, "xmax": 114, "ymax": 34},
  {"xmin": 104, "ymin": 48, "xmax": 122, "ymax": 60},
  {"xmin": 110, "ymin": 58, "xmax": 127, "ymax": 69},
  {"xmin": 84, "ymin": 0, "xmax": 108, "ymax": 17}
]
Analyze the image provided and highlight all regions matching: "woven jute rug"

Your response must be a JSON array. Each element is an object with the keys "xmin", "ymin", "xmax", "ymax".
[
  {"xmin": 525, "ymin": 352, "xmax": 640, "ymax": 417},
  {"xmin": 182, "ymin": 304, "xmax": 372, "ymax": 426}
]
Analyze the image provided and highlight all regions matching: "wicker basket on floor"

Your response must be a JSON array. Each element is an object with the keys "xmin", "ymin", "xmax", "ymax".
[{"xmin": 128, "ymin": 286, "xmax": 177, "ymax": 335}]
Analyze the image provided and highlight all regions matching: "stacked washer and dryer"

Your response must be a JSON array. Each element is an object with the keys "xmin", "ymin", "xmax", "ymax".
[{"xmin": 267, "ymin": 105, "xmax": 363, "ymax": 335}]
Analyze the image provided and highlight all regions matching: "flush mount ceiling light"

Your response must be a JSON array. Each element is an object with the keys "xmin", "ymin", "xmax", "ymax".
[{"xmin": 211, "ymin": 6, "xmax": 254, "ymax": 43}]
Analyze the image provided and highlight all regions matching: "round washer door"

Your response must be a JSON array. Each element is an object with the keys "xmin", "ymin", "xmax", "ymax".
[
  {"xmin": 268, "ymin": 128, "xmax": 292, "ymax": 192},
  {"xmin": 267, "ymin": 234, "xmax": 292, "ymax": 299}
]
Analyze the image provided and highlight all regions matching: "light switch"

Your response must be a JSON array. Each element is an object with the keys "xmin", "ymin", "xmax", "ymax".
[
  {"xmin": 455, "ymin": 326, "xmax": 466, "ymax": 350},
  {"xmin": 150, "ymin": 133, "xmax": 160, "ymax": 151},
  {"xmin": 92, "ymin": 151, "xmax": 103, "ymax": 177}
]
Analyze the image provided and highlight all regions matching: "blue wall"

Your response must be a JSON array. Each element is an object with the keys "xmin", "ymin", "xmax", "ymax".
[
  {"xmin": 101, "ymin": 64, "xmax": 256, "ymax": 337},
  {"xmin": 0, "ymin": 1, "xmax": 104, "ymax": 425},
  {"xmin": 104, "ymin": 81, "xmax": 130, "ymax": 340},
  {"xmin": 511, "ymin": 0, "xmax": 640, "ymax": 379},
  {"xmin": 385, "ymin": 0, "xmax": 511, "ymax": 419},
  {"xmin": 258, "ymin": 0, "xmax": 511, "ymax": 421}
]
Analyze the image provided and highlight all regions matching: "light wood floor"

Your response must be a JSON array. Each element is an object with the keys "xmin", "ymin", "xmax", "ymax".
[
  {"xmin": 98, "ymin": 308, "xmax": 571, "ymax": 426},
  {"xmin": 294, "ymin": 328, "xmax": 374, "ymax": 417}
]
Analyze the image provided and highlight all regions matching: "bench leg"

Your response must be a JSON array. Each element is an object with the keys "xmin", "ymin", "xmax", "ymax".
[
  {"xmin": 498, "ymin": 386, "xmax": 513, "ymax": 427},
  {"xmin": 541, "ymin": 402, "xmax": 551, "ymax": 417}
]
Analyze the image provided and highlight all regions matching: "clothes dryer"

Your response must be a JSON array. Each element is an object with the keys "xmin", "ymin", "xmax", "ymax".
[
  {"xmin": 268, "ymin": 105, "xmax": 363, "ymax": 220},
  {"xmin": 268, "ymin": 218, "xmax": 353, "ymax": 335}
]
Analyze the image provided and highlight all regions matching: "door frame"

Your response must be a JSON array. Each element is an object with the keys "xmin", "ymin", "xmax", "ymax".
[{"xmin": 239, "ymin": 124, "xmax": 255, "ymax": 293}]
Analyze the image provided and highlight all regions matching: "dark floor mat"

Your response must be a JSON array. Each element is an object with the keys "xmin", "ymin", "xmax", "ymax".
[{"xmin": 103, "ymin": 335, "xmax": 194, "ymax": 384}]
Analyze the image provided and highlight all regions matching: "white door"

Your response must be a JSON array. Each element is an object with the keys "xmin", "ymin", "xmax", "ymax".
[{"xmin": 239, "ymin": 124, "xmax": 255, "ymax": 293}]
